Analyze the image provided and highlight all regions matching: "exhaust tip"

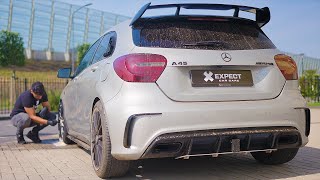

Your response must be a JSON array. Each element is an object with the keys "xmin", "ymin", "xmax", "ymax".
[
  {"xmin": 152, "ymin": 143, "xmax": 182, "ymax": 153},
  {"xmin": 278, "ymin": 134, "xmax": 299, "ymax": 145}
]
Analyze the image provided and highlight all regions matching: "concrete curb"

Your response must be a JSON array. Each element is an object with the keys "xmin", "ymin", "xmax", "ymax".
[{"xmin": 0, "ymin": 115, "xmax": 10, "ymax": 121}]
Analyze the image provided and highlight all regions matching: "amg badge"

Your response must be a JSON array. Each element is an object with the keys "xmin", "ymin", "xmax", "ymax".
[{"xmin": 256, "ymin": 62, "xmax": 274, "ymax": 66}]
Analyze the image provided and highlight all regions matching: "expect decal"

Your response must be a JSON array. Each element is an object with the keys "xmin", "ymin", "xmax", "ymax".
[{"xmin": 203, "ymin": 71, "xmax": 242, "ymax": 82}]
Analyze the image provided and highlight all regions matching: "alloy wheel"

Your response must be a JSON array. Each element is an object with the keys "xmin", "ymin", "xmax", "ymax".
[{"xmin": 91, "ymin": 110, "xmax": 103, "ymax": 170}]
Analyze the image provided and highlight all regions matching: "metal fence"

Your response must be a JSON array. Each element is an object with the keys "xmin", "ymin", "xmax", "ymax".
[
  {"xmin": 287, "ymin": 53, "xmax": 320, "ymax": 77},
  {"xmin": 0, "ymin": 76, "xmax": 68, "ymax": 115}
]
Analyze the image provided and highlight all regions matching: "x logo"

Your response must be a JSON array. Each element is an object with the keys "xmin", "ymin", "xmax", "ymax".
[{"xmin": 203, "ymin": 71, "xmax": 214, "ymax": 82}]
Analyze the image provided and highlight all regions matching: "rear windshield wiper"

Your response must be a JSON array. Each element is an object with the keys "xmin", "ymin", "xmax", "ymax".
[{"xmin": 183, "ymin": 41, "xmax": 229, "ymax": 47}]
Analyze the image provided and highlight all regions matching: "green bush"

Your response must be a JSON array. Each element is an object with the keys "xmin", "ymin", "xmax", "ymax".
[
  {"xmin": 299, "ymin": 70, "xmax": 320, "ymax": 99},
  {"xmin": 76, "ymin": 43, "xmax": 90, "ymax": 66},
  {"xmin": 0, "ymin": 30, "xmax": 25, "ymax": 67},
  {"xmin": 47, "ymin": 90, "xmax": 61, "ymax": 112}
]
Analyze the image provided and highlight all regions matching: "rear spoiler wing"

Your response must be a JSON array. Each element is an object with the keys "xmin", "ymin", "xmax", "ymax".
[{"xmin": 130, "ymin": 3, "xmax": 270, "ymax": 27}]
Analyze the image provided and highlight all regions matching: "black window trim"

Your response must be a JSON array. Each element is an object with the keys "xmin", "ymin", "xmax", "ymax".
[{"xmin": 89, "ymin": 31, "xmax": 117, "ymax": 66}]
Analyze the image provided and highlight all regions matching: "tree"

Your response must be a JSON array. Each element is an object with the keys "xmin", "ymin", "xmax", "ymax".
[
  {"xmin": 76, "ymin": 43, "xmax": 90, "ymax": 65},
  {"xmin": 0, "ymin": 30, "xmax": 25, "ymax": 66}
]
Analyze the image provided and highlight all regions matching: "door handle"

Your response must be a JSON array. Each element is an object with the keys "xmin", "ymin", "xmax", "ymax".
[{"xmin": 91, "ymin": 66, "xmax": 99, "ymax": 72}]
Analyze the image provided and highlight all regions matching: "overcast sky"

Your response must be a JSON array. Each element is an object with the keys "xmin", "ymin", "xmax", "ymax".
[{"xmin": 62, "ymin": 0, "xmax": 320, "ymax": 58}]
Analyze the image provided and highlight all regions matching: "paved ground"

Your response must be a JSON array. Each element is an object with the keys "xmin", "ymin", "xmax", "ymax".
[{"xmin": 0, "ymin": 109, "xmax": 319, "ymax": 180}]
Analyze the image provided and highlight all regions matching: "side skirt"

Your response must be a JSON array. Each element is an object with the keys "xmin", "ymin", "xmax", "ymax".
[{"xmin": 67, "ymin": 135, "xmax": 91, "ymax": 151}]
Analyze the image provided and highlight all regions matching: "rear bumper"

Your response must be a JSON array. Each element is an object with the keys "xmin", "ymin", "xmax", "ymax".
[
  {"xmin": 141, "ymin": 127, "xmax": 301, "ymax": 159},
  {"xmin": 101, "ymin": 81, "xmax": 309, "ymax": 160}
]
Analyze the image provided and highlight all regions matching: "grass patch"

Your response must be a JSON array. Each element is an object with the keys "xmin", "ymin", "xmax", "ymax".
[
  {"xmin": 0, "ymin": 60, "xmax": 71, "ymax": 79},
  {"xmin": 0, "ymin": 69, "xmax": 58, "ymax": 79},
  {"xmin": 308, "ymin": 102, "xmax": 320, "ymax": 107}
]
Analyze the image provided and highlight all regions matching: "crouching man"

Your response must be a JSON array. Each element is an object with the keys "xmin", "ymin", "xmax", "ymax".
[{"xmin": 10, "ymin": 82, "xmax": 58, "ymax": 144}]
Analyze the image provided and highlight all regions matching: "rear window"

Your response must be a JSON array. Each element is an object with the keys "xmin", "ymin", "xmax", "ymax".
[{"xmin": 132, "ymin": 19, "xmax": 276, "ymax": 50}]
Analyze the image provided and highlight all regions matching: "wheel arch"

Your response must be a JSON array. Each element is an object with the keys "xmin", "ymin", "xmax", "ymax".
[{"xmin": 92, "ymin": 97, "xmax": 101, "ymax": 113}]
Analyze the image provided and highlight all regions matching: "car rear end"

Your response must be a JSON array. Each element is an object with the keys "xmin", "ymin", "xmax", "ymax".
[{"xmin": 103, "ymin": 4, "xmax": 309, "ymax": 161}]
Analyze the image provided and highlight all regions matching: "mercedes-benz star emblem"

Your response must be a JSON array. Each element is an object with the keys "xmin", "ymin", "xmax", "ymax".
[{"xmin": 221, "ymin": 52, "xmax": 232, "ymax": 62}]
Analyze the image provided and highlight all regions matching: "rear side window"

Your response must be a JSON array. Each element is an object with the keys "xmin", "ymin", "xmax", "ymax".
[
  {"xmin": 74, "ymin": 38, "xmax": 102, "ymax": 76},
  {"xmin": 91, "ymin": 32, "xmax": 116, "ymax": 65},
  {"xmin": 133, "ymin": 20, "xmax": 276, "ymax": 50}
]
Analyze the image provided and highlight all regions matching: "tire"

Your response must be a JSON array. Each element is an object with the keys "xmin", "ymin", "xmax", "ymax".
[
  {"xmin": 251, "ymin": 148, "xmax": 299, "ymax": 165},
  {"xmin": 58, "ymin": 102, "xmax": 74, "ymax": 144},
  {"xmin": 91, "ymin": 101, "xmax": 130, "ymax": 178}
]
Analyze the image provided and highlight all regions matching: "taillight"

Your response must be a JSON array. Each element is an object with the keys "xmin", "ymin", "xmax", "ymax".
[
  {"xmin": 274, "ymin": 54, "xmax": 298, "ymax": 80},
  {"xmin": 113, "ymin": 54, "xmax": 167, "ymax": 82}
]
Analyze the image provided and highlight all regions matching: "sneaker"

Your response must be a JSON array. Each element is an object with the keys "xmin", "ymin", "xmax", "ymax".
[
  {"xmin": 26, "ymin": 131, "xmax": 42, "ymax": 143},
  {"xmin": 17, "ymin": 134, "xmax": 26, "ymax": 144}
]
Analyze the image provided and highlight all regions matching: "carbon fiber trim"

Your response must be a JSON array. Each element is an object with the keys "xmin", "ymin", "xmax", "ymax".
[
  {"xmin": 123, "ymin": 113, "xmax": 162, "ymax": 148},
  {"xmin": 141, "ymin": 127, "xmax": 302, "ymax": 159}
]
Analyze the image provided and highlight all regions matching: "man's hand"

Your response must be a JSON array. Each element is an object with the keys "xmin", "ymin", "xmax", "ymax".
[{"xmin": 47, "ymin": 119, "xmax": 58, "ymax": 126}]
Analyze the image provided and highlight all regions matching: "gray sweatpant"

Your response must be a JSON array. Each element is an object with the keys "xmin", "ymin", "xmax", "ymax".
[{"xmin": 11, "ymin": 107, "xmax": 56, "ymax": 135}]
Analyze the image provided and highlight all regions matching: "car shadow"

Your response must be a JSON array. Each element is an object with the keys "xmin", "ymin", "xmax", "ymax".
[
  {"xmin": 26, "ymin": 138, "xmax": 80, "ymax": 150},
  {"xmin": 126, "ymin": 146, "xmax": 320, "ymax": 180},
  {"xmin": 41, "ymin": 138, "xmax": 60, "ymax": 144}
]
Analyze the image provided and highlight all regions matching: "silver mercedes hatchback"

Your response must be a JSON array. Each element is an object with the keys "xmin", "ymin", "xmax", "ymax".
[{"xmin": 57, "ymin": 3, "xmax": 310, "ymax": 178}]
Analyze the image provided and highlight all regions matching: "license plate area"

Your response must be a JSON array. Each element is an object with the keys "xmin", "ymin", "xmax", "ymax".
[{"xmin": 191, "ymin": 70, "xmax": 253, "ymax": 87}]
